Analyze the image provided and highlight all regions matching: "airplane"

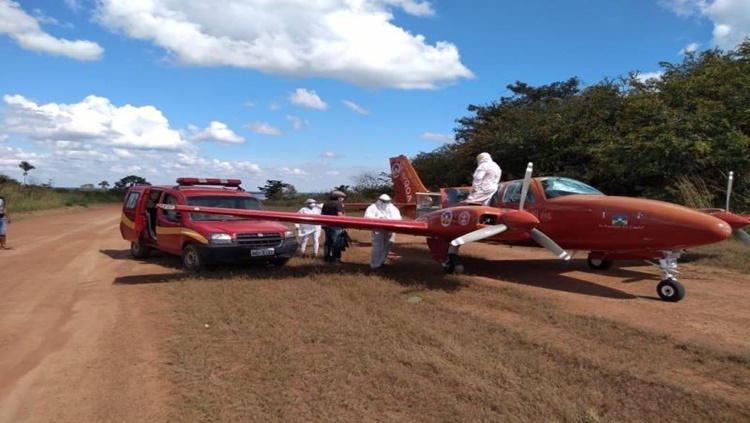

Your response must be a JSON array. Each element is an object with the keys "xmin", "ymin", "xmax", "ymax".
[{"xmin": 159, "ymin": 155, "xmax": 735, "ymax": 303}]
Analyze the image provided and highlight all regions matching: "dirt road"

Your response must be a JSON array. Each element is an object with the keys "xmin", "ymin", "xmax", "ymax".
[
  {"xmin": 0, "ymin": 205, "xmax": 174, "ymax": 423},
  {"xmin": 1, "ymin": 206, "xmax": 748, "ymax": 422}
]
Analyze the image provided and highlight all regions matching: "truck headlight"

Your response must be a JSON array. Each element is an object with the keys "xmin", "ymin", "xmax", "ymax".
[
  {"xmin": 209, "ymin": 233, "xmax": 233, "ymax": 244},
  {"xmin": 284, "ymin": 230, "xmax": 295, "ymax": 238}
]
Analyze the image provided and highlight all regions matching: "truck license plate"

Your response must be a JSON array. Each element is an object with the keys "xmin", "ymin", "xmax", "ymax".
[{"xmin": 251, "ymin": 248, "xmax": 275, "ymax": 257}]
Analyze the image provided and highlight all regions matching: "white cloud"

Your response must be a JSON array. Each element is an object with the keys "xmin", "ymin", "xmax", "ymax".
[
  {"xmin": 342, "ymin": 100, "xmax": 369, "ymax": 115},
  {"xmin": 326, "ymin": 170, "xmax": 340, "ymax": 176},
  {"xmin": 0, "ymin": 0, "xmax": 103, "ymax": 60},
  {"xmin": 286, "ymin": 115, "xmax": 309, "ymax": 130},
  {"xmin": 661, "ymin": 0, "xmax": 750, "ymax": 49},
  {"xmin": 3, "ymin": 94, "xmax": 193, "ymax": 150},
  {"xmin": 244, "ymin": 121, "xmax": 282, "ymax": 136},
  {"xmin": 93, "ymin": 0, "xmax": 472, "ymax": 89},
  {"xmin": 321, "ymin": 151, "xmax": 340, "ymax": 159},
  {"xmin": 420, "ymin": 132, "xmax": 453, "ymax": 142},
  {"xmin": 188, "ymin": 121, "xmax": 245, "ymax": 143},
  {"xmin": 279, "ymin": 167, "xmax": 309, "ymax": 176},
  {"xmin": 635, "ymin": 71, "xmax": 664, "ymax": 83},
  {"xmin": 680, "ymin": 42, "xmax": 700, "ymax": 54},
  {"xmin": 0, "ymin": 134, "xmax": 7, "ymax": 143},
  {"xmin": 63, "ymin": 0, "xmax": 81, "ymax": 11},
  {"xmin": 268, "ymin": 102, "xmax": 281, "ymax": 111},
  {"xmin": 243, "ymin": 101, "xmax": 256, "ymax": 107},
  {"xmin": 289, "ymin": 88, "xmax": 328, "ymax": 110}
]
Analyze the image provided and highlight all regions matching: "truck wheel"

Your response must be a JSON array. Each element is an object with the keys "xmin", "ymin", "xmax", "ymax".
[
  {"xmin": 182, "ymin": 244, "xmax": 205, "ymax": 272},
  {"xmin": 131, "ymin": 239, "xmax": 150, "ymax": 259}
]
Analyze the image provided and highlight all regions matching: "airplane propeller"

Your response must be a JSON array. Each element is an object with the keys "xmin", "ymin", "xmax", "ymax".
[
  {"xmin": 450, "ymin": 162, "xmax": 571, "ymax": 261},
  {"xmin": 724, "ymin": 171, "xmax": 750, "ymax": 246}
]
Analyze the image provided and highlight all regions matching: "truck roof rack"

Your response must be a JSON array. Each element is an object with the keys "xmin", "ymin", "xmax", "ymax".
[{"xmin": 173, "ymin": 177, "xmax": 245, "ymax": 191}]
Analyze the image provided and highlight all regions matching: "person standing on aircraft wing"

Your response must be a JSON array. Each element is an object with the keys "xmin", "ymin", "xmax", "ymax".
[
  {"xmin": 466, "ymin": 152, "xmax": 502, "ymax": 205},
  {"xmin": 321, "ymin": 190, "xmax": 346, "ymax": 264},
  {"xmin": 364, "ymin": 194, "xmax": 402, "ymax": 269},
  {"xmin": 295, "ymin": 198, "xmax": 322, "ymax": 256}
]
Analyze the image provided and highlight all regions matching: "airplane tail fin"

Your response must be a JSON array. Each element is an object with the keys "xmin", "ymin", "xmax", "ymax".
[{"xmin": 389, "ymin": 155, "xmax": 429, "ymax": 205}]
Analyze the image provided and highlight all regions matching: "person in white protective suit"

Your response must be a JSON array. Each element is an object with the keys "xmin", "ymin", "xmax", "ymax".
[
  {"xmin": 295, "ymin": 199, "xmax": 322, "ymax": 256},
  {"xmin": 466, "ymin": 152, "xmax": 502, "ymax": 205},
  {"xmin": 364, "ymin": 194, "xmax": 402, "ymax": 269}
]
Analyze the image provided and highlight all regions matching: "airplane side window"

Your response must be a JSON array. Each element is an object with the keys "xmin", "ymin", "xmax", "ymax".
[{"xmin": 502, "ymin": 182, "xmax": 536, "ymax": 204}]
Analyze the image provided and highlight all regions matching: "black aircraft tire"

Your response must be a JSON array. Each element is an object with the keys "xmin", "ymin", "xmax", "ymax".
[
  {"xmin": 587, "ymin": 257, "xmax": 614, "ymax": 271},
  {"xmin": 657, "ymin": 278, "xmax": 686, "ymax": 302}
]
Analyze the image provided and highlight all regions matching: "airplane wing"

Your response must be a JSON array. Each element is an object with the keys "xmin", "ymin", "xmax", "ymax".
[{"xmin": 165, "ymin": 204, "xmax": 432, "ymax": 236}]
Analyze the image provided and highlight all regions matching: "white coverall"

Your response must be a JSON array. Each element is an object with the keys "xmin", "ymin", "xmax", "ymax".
[
  {"xmin": 364, "ymin": 200, "xmax": 402, "ymax": 269},
  {"xmin": 466, "ymin": 154, "xmax": 502, "ymax": 205},
  {"xmin": 295, "ymin": 205, "xmax": 322, "ymax": 256}
]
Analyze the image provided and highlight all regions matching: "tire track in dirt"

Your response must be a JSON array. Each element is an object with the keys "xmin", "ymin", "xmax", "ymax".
[{"xmin": 0, "ymin": 206, "xmax": 174, "ymax": 423}]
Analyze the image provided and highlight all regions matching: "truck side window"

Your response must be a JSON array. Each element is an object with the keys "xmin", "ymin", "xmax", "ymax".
[
  {"xmin": 161, "ymin": 193, "xmax": 180, "ymax": 222},
  {"xmin": 124, "ymin": 192, "xmax": 140, "ymax": 210}
]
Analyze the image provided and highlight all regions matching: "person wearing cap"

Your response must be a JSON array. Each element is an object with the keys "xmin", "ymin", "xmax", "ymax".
[
  {"xmin": 321, "ymin": 190, "xmax": 346, "ymax": 263},
  {"xmin": 295, "ymin": 198, "xmax": 322, "ymax": 256},
  {"xmin": 466, "ymin": 152, "xmax": 502, "ymax": 205},
  {"xmin": 364, "ymin": 193, "xmax": 402, "ymax": 269}
]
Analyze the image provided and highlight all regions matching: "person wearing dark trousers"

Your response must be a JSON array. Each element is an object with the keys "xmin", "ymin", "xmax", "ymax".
[{"xmin": 321, "ymin": 190, "xmax": 346, "ymax": 263}]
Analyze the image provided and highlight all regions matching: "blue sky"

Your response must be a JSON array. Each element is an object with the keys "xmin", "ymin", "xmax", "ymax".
[{"xmin": 1, "ymin": 0, "xmax": 748, "ymax": 191}]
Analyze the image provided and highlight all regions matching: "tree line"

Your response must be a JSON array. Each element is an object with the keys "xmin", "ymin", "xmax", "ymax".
[{"xmin": 412, "ymin": 39, "xmax": 750, "ymax": 211}]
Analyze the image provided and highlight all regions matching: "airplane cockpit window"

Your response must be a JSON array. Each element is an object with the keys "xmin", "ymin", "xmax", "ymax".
[
  {"xmin": 502, "ymin": 181, "xmax": 535, "ymax": 204},
  {"xmin": 540, "ymin": 177, "xmax": 604, "ymax": 199},
  {"xmin": 186, "ymin": 196, "xmax": 262, "ymax": 221},
  {"xmin": 489, "ymin": 183, "xmax": 505, "ymax": 207}
]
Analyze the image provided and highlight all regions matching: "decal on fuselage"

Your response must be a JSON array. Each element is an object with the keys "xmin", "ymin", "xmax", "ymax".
[
  {"xmin": 441, "ymin": 210, "xmax": 453, "ymax": 227},
  {"xmin": 458, "ymin": 211, "xmax": 471, "ymax": 226}
]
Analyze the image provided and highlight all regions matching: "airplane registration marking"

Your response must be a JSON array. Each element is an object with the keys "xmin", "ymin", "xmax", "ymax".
[
  {"xmin": 458, "ymin": 211, "xmax": 471, "ymax": 226},
  {"xmin": 441, "ymin": 210, "xmax": 453, "ymax": 227}
]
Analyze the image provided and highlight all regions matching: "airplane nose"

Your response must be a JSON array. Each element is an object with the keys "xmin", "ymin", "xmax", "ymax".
[
  {"xmin": 714, "ymin": 221, "xmax": 733, "ymax": 241},
  {"xmin": 502, "ymin": 209, "xmax": 539, "ymax": 232}
]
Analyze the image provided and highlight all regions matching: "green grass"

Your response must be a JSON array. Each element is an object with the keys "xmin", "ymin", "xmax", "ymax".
[{"xmin": 0, "ymin": 181, "xmax": 123, "ymax": 213}]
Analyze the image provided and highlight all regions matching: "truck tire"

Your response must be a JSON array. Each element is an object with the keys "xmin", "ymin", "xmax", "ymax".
[
  {"xmin": 131, "ymin": 238, "xmax": 150, "ymax": 259},
  {"xmin": 182, "ymin": 244, "xmax": 205, "ymax": 272}
]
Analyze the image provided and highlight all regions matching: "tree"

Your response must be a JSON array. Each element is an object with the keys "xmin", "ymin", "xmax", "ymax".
[
  {"xmin": 99, "ymin": 180, "xmax": 110, "ymax": 190},
  {"xmin": 259, "ymin": 180, "xmax": 297, "ymax": 201},
  {"xmin": 114, "ymin": 175, "xmax": 150, "ymax": 189},
  {"xmin": 351, "ymin": 171, "xmax": 393, "ymax": 199},
  {"xmin": 18, "ymin": 161, "xmax": 35, "ymax": 185}
]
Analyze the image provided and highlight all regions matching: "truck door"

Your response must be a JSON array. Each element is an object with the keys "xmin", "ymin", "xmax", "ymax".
[
  {"xmin": 155, "ymin": 192, "xmax": 183, "ymax": 254},
  {"xmin": 120, "ymin": 187, "xmax": 147, "ymax": 241}
]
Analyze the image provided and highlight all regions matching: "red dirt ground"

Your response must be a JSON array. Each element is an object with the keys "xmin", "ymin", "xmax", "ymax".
[{"xmin": 0, "ymin": 206, "xmax": 748, "ymax": 421}]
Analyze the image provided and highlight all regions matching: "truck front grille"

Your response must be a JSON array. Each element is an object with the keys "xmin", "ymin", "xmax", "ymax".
[{"xmin": 236, "ymin": 232, "xmax": 283, "ymax": 247}]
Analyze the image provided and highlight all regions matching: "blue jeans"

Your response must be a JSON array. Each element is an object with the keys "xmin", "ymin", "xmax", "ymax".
[
  {"xmin": 0, "ymin": 218, "xmax": 6, "ymax": 236},
  {"xmin": 323, "ymin": 227, "xmax": 343, "ymax": 262}
]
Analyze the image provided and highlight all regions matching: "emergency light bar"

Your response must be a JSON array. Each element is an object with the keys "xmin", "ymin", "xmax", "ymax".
[{"xmin": 176, "ymin": 177, "xmax": 242, "ymax": 187}]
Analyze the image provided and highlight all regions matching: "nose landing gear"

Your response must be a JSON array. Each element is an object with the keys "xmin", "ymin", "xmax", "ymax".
[{"xmin": 650, "ymin": 251, "xmax": 685, "ymax": 302}]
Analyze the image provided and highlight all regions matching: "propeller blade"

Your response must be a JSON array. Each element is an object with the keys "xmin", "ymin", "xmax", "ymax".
[
  {"xmin": 529, "ymin": 228, "xmax": 571, "ymax": 260},
  {"xmin": 451, "ymin": 224, "xmax": 508, "ymax": 246},
  {"xmin": 735, "ymin": 229, "xmax": 750, "ymax": 246},
  {"xmin": 725, "ymin": 171, "xmax": 734, "ymax": 212},
  {"xmin": 518, "ymin": 162, "xmax": 533, "ymax": 211}
]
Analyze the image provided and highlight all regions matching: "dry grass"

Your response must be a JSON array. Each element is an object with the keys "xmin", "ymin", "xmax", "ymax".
[
  {"xmin": 164, "ymin": 233, "xmax": 750, "ymax": 423},
  {"xmin": 684, "ymin": 239, "xmax": 750, "ymax": 274}
]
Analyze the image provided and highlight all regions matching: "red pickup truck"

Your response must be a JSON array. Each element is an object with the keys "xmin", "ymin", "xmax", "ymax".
[{"xmin": 120, "ymin": 177, "xmax": 297, "ymax": 271}]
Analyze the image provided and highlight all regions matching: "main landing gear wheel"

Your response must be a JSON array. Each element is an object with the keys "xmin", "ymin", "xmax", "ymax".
[
  {"xmin": 182, "ymin": 244, "xmax": 205, "ymax": 272},
  {"xmin": 442, "ymin": 253, "xmax": 464, "ymax": 275},
  {"xmin": 657, "ymin": 278, "xmax": 685, "ymax": 302},
  {"xmin": 131, "ymin": 238, "xmax": 150, "ymax": 259},
  {"xmin": 587, "ymin": 257, "xmax": 613, "ymax": 271}
]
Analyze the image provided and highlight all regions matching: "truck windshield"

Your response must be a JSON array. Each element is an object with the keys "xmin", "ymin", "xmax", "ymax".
[
  {"xmin": 540, "ymin": 177, "xmax": 604, "ymax": 199},
  {"xmin": 186, "ymin": 196, "xmax": 262, "ymax": 221}
]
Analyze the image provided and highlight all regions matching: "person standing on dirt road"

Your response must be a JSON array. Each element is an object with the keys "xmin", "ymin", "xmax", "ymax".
[
  {"xmin": 0, "ymin": 195, "xmax": 11, "ymax": 249},
  {"xmin": 364, "ymin": 194, "xmax": 402, "ymax": 269}
]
